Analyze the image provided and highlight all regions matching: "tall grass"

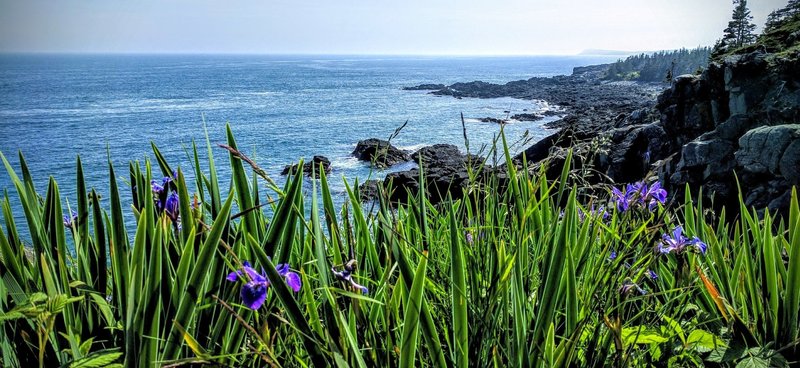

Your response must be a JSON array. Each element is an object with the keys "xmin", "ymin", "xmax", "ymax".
[{"xmin": 1, "ymin": 124, "xmax": 799, "ymax": 367}]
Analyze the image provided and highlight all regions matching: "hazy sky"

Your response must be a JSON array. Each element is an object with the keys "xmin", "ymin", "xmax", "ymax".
[{"xmin": 0, "ymin": 0, "xmax": 789, "ymax": 55}]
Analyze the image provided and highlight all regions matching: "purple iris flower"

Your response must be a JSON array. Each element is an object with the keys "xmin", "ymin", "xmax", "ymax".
[
  {"xmin": 275, "ymin": 264, "xmax": 303, "ymax": 292},
  {"xmin": 162, "ymin": 170, "xmax": 177, "ymax": 187},
  {"xmin": 647, "ymin": 269, "xmax": 659, "ymax": 280},
  {"xmin": 164, "ymin": 192, "xmax": 179, "ymax": 222},
  {"xmin": 153, "ymin": 170, "xmax": 177, "ymax": 194},
  {"xmin": 612, "ymin": 187, "xmax": 632, "ymax": 212},
  {"xmin": 611, "ymin": 181, "xmax": 668, "ymax": 213},
  {"xmin": 226, "ymin": 261, "xmax": 302, "ymax": 310},
  {"xmin": 609, "ymin": 250, "xmax": 617, "ymax": 260},
  {"xmin": 465, "ymin": 232, "xmax": 474, "ymax": 246},
  {"xmin": 627, "ymin": 182, "xmax": 645, "ymax": 195},
  {"xmin": 151, "ymin": 179, "xmax": 165, "ymax": 194},
  {"xmin": 63, "ymin": 211, "xmax": 78, "ymax": 227},
  {"xmin": 659, "ymin": 226, "xmax": 707, "ymax": 255},
  {"xmin": 332, "ymin": 260, "xmax": 369, "ymax": 294},
  {"xmin": 620, "ymin": 279, "xmax": 647, "ymax": 295},
  {"xmin": 640, "ymin": 182, "xmax": 667, "ymax": 210}
]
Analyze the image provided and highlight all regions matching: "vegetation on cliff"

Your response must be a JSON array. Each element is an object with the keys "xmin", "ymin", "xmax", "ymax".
[
  {"xmin": 713, "ymin": 0, "xmax": 800, "ymax": 61},
  {"xmin": 712, "ymin": 0, "xmax": 758, "ymax": 58},
  {"xmin": 604, "ymin": 47, "xmax": 712, "ymax": 82}
]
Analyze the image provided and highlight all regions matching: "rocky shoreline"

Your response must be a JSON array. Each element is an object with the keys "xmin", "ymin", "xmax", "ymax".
[
  {"xmin": 346, "ymin": 63, "xmax": 666, "ymax": 205},
  {"xmin": 284, "ymin": 31, "xmax": 800, "ymax": 217}
]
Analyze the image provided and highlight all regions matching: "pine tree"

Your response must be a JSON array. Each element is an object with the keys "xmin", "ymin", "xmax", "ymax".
[
  {"xmin": 765, "ymin": 0, "xmax": 800, "ymax": 32},
  {"xmin": 713, "ymin": 0, "xmax": 757, "ymax": 55}
]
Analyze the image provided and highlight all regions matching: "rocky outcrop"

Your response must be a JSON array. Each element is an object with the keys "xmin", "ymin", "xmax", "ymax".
[
  {"xmin": 655, "ymin": 47, "xmax": 800, "ymax": 216},
  {"xmin": 359, "ymin": 144, "xmax": 487, "ymax": 205},
  {"xmin": 736, "ymin": 125, "xmax": 800, "ymax": 184},
  {"xmin": 401, "ymin": 84, "xmax": 446, "ymax": 91},
  {"xmin": 394, "ymin": 17, "xmax": 799, "ymax": 216},
  {"xmin": 282, "ymin": 155, "xmax": 331, "ymax": 177},
  {"xmin": 476, "ymin": 117, "xmax": 509, "ymax": 124},
  {"xmin": 352, "ymin": 139, "xmax": 410, "ymax": 169}
]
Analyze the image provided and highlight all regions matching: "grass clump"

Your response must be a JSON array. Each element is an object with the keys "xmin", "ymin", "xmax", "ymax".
[{"xmin": 1, "ymin": 125, "xmax": 799, "ymax": 367}]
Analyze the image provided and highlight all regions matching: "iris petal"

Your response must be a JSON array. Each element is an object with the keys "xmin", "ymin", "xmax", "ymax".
[
  {"xmin": 284, "ymin": 271, "xmax": 302, "ymax": 292},
  {"xmin": 241, "ymin": 282, "xmax": 268, "ymax": 310},
  {"xmin": 226, "ymin": 270, "xmax": 241, "ymax": 282}
]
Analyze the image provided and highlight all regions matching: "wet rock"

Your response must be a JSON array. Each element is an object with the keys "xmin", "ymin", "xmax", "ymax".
[
  {"xmin": 352, "ymin": 138, "xmax": 410, "ymax": 169},
  {"xmin": 402, "ymin": 83, "xmax": 447, "ymax": 91},
  {"xmin": 359, "ymin": 144, "xmax": 486, "ymax": 204}
]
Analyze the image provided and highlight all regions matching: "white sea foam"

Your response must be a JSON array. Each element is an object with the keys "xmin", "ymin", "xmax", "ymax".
[
  {"xmin": 397, "ymin": 143, "xmax": 427, "ymax": 152},
  {"xmin": 334, "ymin": 156, "xmax": 366, "ymax": 170}
]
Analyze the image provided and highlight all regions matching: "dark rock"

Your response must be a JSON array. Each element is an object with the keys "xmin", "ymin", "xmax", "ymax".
[
  {"xmin": 512, "ymin": 131, "xmax": 572, "ymax": 165},
  {"xmin": 411, "ymin": 144, "xmax": 464, "ymax": 167},
  {"xmin": 780, "ymin": 139, "xmax": 800, "ymax": 184},
  {"xmin": 475, "ymin": 117, "xmax": 509, "ymax": 124},
  {"xmin": 394, "ymin": 39, "xmax": 800, "ymax": 218},
  {"xmin": 281, "ymin": 155, "xmax": 331, "ymax": 177},
  {"xmin": 358, "ymin": 180, "xmax": 382, "ymax": 202},
  {"xmin": 352, "ymin": 138, "xmax": 410, "ymax": 169},
  {"xmin": 736, "ymin": 124, "xmax": 800, "ymax": 177},
  {"xmin": 510, "ymin": 113, "xmax": 544, "ymax": 121},
  {"xmin": 359, "ymin": 144, "xmax": 487, "ymax": 204},
  {"xmin": 402, "ymin": 83, "xmax": 447, "ymax": 91},
  {"xmin": 656, "ymin": 42, "xmax": 800, "ymax": 217},
  {"xmin": 606, "ymin": 123, "xmax": 669, "ymax": 182}
]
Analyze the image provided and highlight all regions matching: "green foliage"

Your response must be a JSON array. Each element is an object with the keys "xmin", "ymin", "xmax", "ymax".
[
  {"xmin": 1, "ymin": 126, "xmax": 800, "ymax": 367},
  {"xmin": 765, "ymin": 0, "xmax": 800, "ymax": 32},
  {"xmin": 604, "ymin": 47, "xmax": 711, "ymax": 82},
  {"xmin": 713, "ymin": 0, "xmax": 758, "ymax": 58}
]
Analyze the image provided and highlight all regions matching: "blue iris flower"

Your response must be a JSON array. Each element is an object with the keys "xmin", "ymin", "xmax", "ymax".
[
  {"xmin": 639, "ymin": 182, "xmax": 668, "ymax": 210},
  {"xmin": 63, "ymin": 211, "xmax": 78, "ymax": 227},
  {"xmin": 659, "ymin": 226, "xmax": 707, "ymax": 255},
  {"xmin": 620, "ymin": 279, "xmax": 647, "ymax": 295},
  {"xmin": 226, "ymin": 261, "xmax": 302, "ymax": 310},
  {"xmin": 332, "ymin": 260, "xmax": 369, "ymax": 294},
  {"xmin": 611, "ymin": 181, "xmax": 668, "ymax": 213},
  {"xmin": 151, "ymin": 180, "xmax": 165, "ymax": 194},
  {"xmin": 164, "ymin": 192, "xmax": 180, "ymax": 222},
  {"xmin": 611, "ymin": 187, "xmax": 631, "ymax": 212}
]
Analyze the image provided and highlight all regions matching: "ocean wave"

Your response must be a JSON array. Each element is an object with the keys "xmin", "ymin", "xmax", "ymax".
[
  {"xmin": 397, "ymin": 143, "xmax": 427, "ymax": 152},
  {"xmin": 334, "ymin": 156, "xmax": 366, "ymax": 170}
]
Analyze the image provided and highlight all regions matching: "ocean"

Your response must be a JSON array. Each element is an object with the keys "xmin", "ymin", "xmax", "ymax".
[{"xmin": 0, "ymin": 54, "xmax": 619, "ymax": 234}]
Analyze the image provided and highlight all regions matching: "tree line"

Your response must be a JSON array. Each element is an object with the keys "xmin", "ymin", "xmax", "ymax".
[
  {"xmin": 604, "ymin": 47, "xmax": 712, "ymax": 83},
  {"xmin": 605, "ymin": 0, "xmax": 799, "ymax": 83}
]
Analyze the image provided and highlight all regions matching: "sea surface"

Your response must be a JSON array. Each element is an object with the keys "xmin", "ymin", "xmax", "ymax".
[{"xmin": 0, "ymin": 54, "xmax": 619, "ymax": 236}]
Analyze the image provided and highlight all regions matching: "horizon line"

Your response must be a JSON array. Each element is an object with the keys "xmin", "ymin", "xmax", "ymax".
[{"xmin": 0, "ymin": 50, "xmax": 641, "ymax": 58}]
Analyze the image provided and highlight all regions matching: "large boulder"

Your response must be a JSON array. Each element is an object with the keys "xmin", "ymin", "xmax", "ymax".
[
  {"xmin": 677, "ymin": 137, "xmax": 736, "ymax": 180},
  {"xmin": 736, "ymin": 124, "xmax": 800, "ymax": 182},
  {"xmin": 606, "ymin": 122, "xmax": 671, "ymax": 183},
  {"xmin": 359, "ymin": 144, "xmax": 487, "ymax": 205},
  {"xmin": 352, "ymin": 139, "xmax": 410, "ymax": 169},
  {"xmin": 411, "ymin": 144, "xmax": 464, "ymax": 167}
]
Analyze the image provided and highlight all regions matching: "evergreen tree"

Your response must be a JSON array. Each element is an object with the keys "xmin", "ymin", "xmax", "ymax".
[
  {"xmin": 714, "ymin": 0, "xmax": 757, "ymax": 55},
  {"xmin": 765, "ymin": 0, "xmax": 800, "ymax": 32}
]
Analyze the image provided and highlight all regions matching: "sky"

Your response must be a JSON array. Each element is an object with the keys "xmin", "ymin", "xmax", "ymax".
[{"xmin": 0, "ymin": 0, "xmax": 790, "ymax": 55}]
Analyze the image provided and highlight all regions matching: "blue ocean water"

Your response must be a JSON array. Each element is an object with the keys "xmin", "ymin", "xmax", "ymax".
[{"xmin": 0, "ymin": 54, "xmax": 618, "ymax": 234}]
